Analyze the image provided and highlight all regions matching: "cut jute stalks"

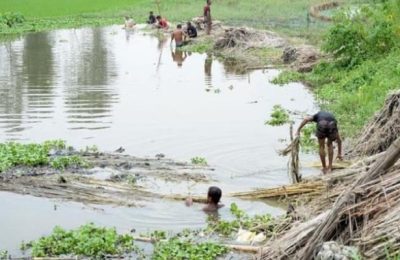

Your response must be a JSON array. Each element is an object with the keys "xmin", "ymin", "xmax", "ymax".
[
  {"xmin": 300, "ymin": 136, "xmax": 400, "ymax": 259},
  {"xmin": 231, "ymin": 181, "xmax": 325, "ymax": 199},
  {"xmin": 260, "ymin": 136, "xmax": 400, "ymax": 259},
  {"xmin": 280, "ymin": 133, "xmax": 301, "ymax": 184}
]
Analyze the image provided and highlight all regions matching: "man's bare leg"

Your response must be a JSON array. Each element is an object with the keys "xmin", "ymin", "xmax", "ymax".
[
  {"xmin": 327, "ymin": 140, "xmax": 334, "ymax": 173},
  {"xmin": 318, "ymin": 138, "xmax": 327, "ymax": 174}
]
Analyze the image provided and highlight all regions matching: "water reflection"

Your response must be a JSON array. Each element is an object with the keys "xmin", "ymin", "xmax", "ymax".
[
  {"xmin": 204, "ymin": 53, "xmax": 213, "ymax": 87},
  {"xmin": 63, "ymin": 28, "xmax": 117, "ymax": 130},
  {"xmin": 171, "ymin": 49, "xmax": 187, "ymax": 67}
]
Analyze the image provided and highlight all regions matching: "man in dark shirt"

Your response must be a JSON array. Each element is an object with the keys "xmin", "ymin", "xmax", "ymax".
[
  {"xmin": 296, "ymin": 111, "xmax": 343, "ymax": 174},
  {"xmin": 147, "ymin": 11, "xmax": 156, "ymax": 24},
  {"xmin": 186, "ymin": 22, "xmax": 197, "ymax": 38}
]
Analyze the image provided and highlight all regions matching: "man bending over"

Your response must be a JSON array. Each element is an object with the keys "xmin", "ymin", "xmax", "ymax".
[{"xmin": 296, "ymin": 111, "xmax": 343, "ymax": 174}]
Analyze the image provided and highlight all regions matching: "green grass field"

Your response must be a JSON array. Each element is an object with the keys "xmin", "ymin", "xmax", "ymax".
[{"xmin": 0, "ymin": 0, "xmax": 327, "ymax": 37}]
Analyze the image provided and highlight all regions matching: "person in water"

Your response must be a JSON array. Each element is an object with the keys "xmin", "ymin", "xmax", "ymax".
[
  {"xmin": 171, "ymin": 24, "xmax": 185, "ymax": 47},
  {"xmin": 147, "ymin": 11, "xmax": 156, "ymax": 24},
  {"xmin": 296, "ymin": 111, "xmax": 343, "ymax": 174},
  {"xmin": 124, "ymin": 16, "xmax": 136, "ymax": 29},
  {"xmin": 203, "ymin": 186, "xmax": 224, "ymax": 212},
  {"xmin": 186, "ymin": 22, "xmax": 197, "ymax": 38},
  {"xmin": 155, "ymin": 15, "xmax": 168, "ymax": 29}
]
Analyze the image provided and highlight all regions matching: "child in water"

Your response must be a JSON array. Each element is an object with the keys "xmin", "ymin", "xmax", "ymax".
[
  {"xmin": 203, "ymin": 186, "xmax": 224, "ymax": 212},
  {"xmin": 186, "ymin": 186, "xmax": 224, "ymax": 212}
]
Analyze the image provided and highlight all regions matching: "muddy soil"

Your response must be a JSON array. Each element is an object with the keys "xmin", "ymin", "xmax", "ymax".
[{"xmin": 0, "ymin": 152, "xmax": 212, "ymax": 207}]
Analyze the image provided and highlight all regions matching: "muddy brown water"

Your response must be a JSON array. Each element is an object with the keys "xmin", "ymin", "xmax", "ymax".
[{"xmin": 0, "ymin": 25, "xmax": 319, "ymax": 255}]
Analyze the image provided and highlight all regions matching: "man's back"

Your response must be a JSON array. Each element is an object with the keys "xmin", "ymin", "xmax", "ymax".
[{"xmin": 174, "ymin": 29, "xmax": 184, "ymax": 42}]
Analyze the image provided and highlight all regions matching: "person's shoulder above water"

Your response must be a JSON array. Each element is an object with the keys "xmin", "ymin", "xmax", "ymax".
[
  {"xmin": 202, "ymin": 186, "xmax": 224, "ymax": 212},
  {"xmin": 312, "ymin": 111, "xmax": 336, "ymax": 123}
]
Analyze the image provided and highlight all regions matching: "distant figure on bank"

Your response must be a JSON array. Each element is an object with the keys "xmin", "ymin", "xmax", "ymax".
[
  {"xmin": 186, "ymin": 22, "xmax": 198, "ymax": 38},
  {"xmin": 296, "ymin": 111, "xmax": 343, "ymax": 174},
  {"xmin": 124, "ymin": 16, "xmax": 136, "ymax": 29},
  {"xmin": 203, "ymin": 186, "xmax": 224, "ymax": 212},
  {"xmin": 171, "ymin": 24, "xmax": 185, "ymax": 47},
  {"xmin": 204, "ymin": 0, "xmax": 212, "ymax": 35},
  {"xmin": 155, "ymin": 15, "xmax": 168, "ymax": 29},
  {"xmin": 147, "ymin": 11, "xmax": 156, "ymax": 24}
]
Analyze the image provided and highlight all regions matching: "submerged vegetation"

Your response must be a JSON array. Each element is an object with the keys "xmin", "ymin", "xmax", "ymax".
[{"xmin": 0, "ymin": 140, "xmax": 89, "ymax": 172}]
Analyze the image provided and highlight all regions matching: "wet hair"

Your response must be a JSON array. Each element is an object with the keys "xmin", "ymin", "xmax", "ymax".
[
  {"xmin": 177, "ymin": 24, "xmax": 182, "ymax": 29},
  {"xmin": 156, "ymin": 15, "xmax": 161, "ymax": 19},
  {"xmin": 207, "ymin": 186, "xmax": 222, "ymax": 204}
]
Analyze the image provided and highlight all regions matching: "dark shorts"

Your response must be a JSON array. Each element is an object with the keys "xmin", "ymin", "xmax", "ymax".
[
  {"xmin": 316, "ymin": 120, "xmax": 338, "ymax": 141},
  {"xmin": 176, "ymin": 42, "xmax": 184, "ymax": 48}
]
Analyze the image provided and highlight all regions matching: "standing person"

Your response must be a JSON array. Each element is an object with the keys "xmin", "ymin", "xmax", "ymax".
[
  {"xmin": 296, "ymin": 111, "xmax": 343, "ymax": 174},
  {"xmin": 147, "ymin": 11, "xmax": 156, "ymax": 24},
  {"xmin": 155, "ymin": 15, "xmax": 168, "ymax": 29},
  {"xmin": 186, "ymin": 21, "xmax": 197, "ymax": 38},
  {"xmin": 171, "ymin": 24, "xmax": 185, "ymax": 47},
  {"xmin": 204, "ymin": 0, "xmax": 212, "ymax": 35}
]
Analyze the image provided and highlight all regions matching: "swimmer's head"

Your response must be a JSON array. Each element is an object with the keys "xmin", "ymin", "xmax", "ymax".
[{"xmin": 207, "ymin": 186, "xmax": 222, "ymax": 205}]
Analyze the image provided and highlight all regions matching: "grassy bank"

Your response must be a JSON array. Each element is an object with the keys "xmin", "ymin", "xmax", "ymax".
[
  {"xmin": 273, "ymin": 0, "xmax": 400, "ymax": 138},
  {"xmin": 0, "ymin": 0, "xmax": 330, "ymax": 38}
]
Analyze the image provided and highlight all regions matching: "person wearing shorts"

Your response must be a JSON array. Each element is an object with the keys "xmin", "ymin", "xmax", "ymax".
[{"xmin": 297, "ymin": 111, "xmax": 343, "ymax": 174}]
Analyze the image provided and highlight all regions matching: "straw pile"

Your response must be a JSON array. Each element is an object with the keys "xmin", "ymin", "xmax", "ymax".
[
  {"xmin": 349, "ymin": 91, "xmax": 400, "ymax": 157},
  {"xmin": 260, "ymin": 136, "xmax": 400, "ymax": 259},
  {"xmin": 214, "ymin": 27, "xmax": 286, "ymax": 50}
]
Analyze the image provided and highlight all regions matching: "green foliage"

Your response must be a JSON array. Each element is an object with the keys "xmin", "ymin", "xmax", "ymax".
[
  {"xmin": 265, "ymin": 105, "xmax": 291, "ymax": 126},
  {"xmin": 0, "ymin": 250, "xmax": 8, "ymax": 260},
  {"xmin": 153, "ymin": 237, "xmax": 227, "ymax": 260},
  {"xmin": 182, "ymin": 40, "xmax": 213, "ymax": 53},
  {"xmin": 300, "ymin": 124, "xmax": 318, "ymax": 153},
  {"xmin": 0, "ymin": 12, "xmax": 25, "ymax": 27},
  {"xmin": 206, "ymin": 203, "xmax": 275, "ymax": 237},
  {"xmin": 191, "ymin": 157, "xmax": 208, "ymax": 166},
  {"xmin": 324, "ymin": 1, "xmax": 400, "ymax": 68},
  {"xmin": 25, "ymin": 224, "xmax": 141, "ymax": 258},
  {"xmin": 0, "ymin": 140, "xmax": 88, "ymax": 172},
  {"xmin": 50, "ymin": 155, "xmax": 90, "ymax": 170},
  {"xmin": 271, "ymin": 71, "xmax": 304, "ymax": 85}
]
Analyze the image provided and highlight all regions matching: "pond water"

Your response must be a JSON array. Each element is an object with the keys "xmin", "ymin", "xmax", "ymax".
[{"xmin": 0, "ymin": 25, "xmax": 319, "ymax": 255}]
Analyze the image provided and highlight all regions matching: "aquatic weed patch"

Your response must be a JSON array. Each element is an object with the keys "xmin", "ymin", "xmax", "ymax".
[
  {"xmin": 0, "ymin": 140, "xmax": 89, "ymax": 172},
  {"xmin": 153, "ymin": 237, "xmax": 227, "ymax": 260},
  {"xmin": 265, "ymin": 105, "xmax": 291, "ymax": 126},
  {"xmin": 191, "ymin": 157, "xmax": 208, "ymax": 166},
  {"xmin": 206, "ymin": 203, "xmax": 276, "ymax": 237},
  {"xmin": 23, "ymin": 224, "xmax": 142, "ymax": 258}
]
